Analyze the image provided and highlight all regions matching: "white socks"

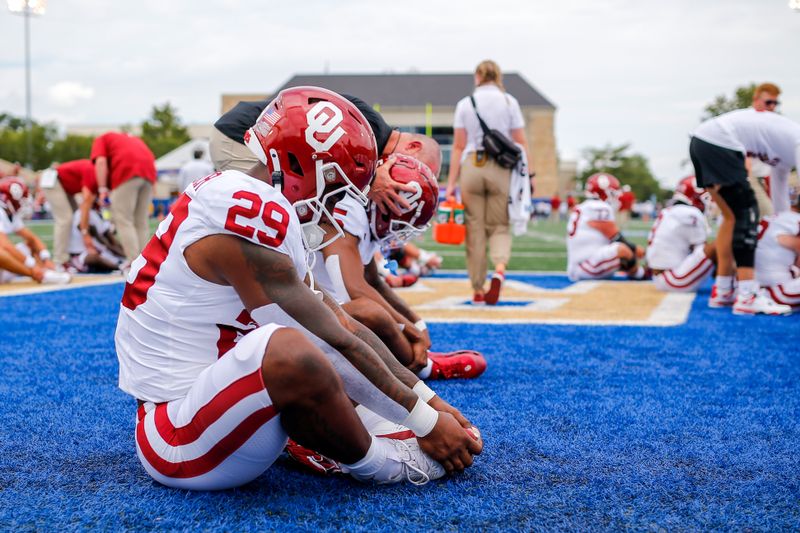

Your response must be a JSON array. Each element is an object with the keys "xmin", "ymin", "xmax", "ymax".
[
  {"xmin": 715, "ymin": 276, "xmax": 734, "ymax": 292},
  {"xmin": 738, "ymin": 279, "xmax": 758, "ymax": 297},
  {"xmin": 342, "ymin": 435, "xmax": 402, "ymax": 482},
  {"xmin": 416, "ymin": 359, "xmax": 433, "ymax": 380}
]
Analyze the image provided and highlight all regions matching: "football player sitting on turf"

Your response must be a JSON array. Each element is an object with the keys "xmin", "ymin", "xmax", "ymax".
[
  {"xmin": 754, "ymin": 193, "xmax": 800, "ymax": 311},
  {"xmin": 566, "ymin": 173, "xmax": 646, "ymax": 281},
  {"xmin": 66, "ymin": 204, "xmax": 125, "ymax": 273},
  {"xmin": 311, "ymin": 154, "xmax": 487, "ymax": 381},
  {"xmin": 0, "ymin": 176, "xmax": 71, "ymax": 285},
  {"xmin": 116, "ymin": 87, "xmax": 481, "ymax": 491},
  {"xmin": 646, "ymin": 176, "xmax": 717, "ymax": 292}
]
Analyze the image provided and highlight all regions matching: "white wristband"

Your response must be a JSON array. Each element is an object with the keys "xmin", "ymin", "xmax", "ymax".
[
  {"xmin": 402, "ymin": 398, "xmax": 439, "ymax": 437},
  {"xmin": 412, "ymin": 380, "xmax": 437, "ymax": 402},
  {"xmin": 24, "ymin": 256, "xmax": 36, "ymax": 269},
  {"xmin": 414, "ymin": 319, "xmax": 427, "ymax": 332},
  {"xmin": 39, "ymin": 249, "xmax": 51, "ymax": 261}
]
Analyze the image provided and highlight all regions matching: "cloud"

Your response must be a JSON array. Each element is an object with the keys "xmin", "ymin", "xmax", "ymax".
[{"xmin": 48, "ymin": 81, "xmax": 95, "ymax": 108}]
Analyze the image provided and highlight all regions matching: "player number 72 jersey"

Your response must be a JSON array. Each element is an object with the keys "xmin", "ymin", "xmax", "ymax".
[{"xmin": 567, "ymin": 199, "xmax": 614, "ymax": 267}]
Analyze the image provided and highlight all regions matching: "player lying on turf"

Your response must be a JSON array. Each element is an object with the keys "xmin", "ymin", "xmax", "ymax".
[
  {"xmin": 646, "ymin": 176, "xmax": 717, "ymax": 292},
  {"xmin": 754, "ymin": 192, "xmax": 800, "ymax": 311},
  {"xmin": 66, "ymin": 203, "xmax": 125, "ymax": 273},
  {"xmin": 0, "ymin": 176, "xmax": 71, "ymax": 285},
  {"xmin": 311, "ymin": 154, "xmax": 487, "ymax": 380},
  {"xmin": 384, "ymin": 242, "xmax": 444, "ymax": 286},
  {"xmin": 116, "ymin": 87, "xmax": 481, "ymax": 491},
  {"xmin": 566, "ymin": 173, "xmax": 647, "ymax": 282}
]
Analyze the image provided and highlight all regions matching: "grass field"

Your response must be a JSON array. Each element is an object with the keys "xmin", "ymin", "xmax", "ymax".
[{"xmin": 23, "ymin": 217, "xmax": 654, "ymax": 272}]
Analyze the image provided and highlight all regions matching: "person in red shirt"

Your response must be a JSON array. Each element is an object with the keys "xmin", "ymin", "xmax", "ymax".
[
  {"xmin": 550, "ymin": 194, "xmax": 561, "ymax": 221},
  {"xmin": 617, "ymin": 185, "xmax": 636, "ymax": 228},
  {"xmin": 40, "ymin": 159, "xmax": 95, "ymax": 265},
  {"xmin": 90, "ymin": 132, "xmax": 157, "ymax": 261}
]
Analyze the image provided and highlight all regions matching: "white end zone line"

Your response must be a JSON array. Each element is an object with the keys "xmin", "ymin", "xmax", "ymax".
[{"xmin": 0, "ymin": 276, "xmax": 124, "ymax": 298}]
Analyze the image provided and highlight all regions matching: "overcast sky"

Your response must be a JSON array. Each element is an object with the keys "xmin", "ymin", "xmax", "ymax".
[{"xmin": 1, "ymin": 0, "xmax": 798, "ymax": 186}]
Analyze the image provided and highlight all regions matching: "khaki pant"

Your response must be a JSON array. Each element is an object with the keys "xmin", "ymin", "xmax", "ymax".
[
  {"xmin": 748, "ymin": 174, "xmax": 773, "ymax": 217},
  {"xmin": 460, "ymin": 154, "xmax": 511, "ymax": 291},
  {"xmin": 43, "ymin": 178, "xmax": 78, "ymax": 264},
  {"xmin": 209, "ymin": 127, "xmax": 259, "ymax": 173},
  {"xmin": 110, "ymin": 177, "xmax": 153, "ymax": 261}
]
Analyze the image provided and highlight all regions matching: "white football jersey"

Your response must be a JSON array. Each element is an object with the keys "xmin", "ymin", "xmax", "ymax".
[
  {"xmin": 311, "ymin": 194, "xmax": 380, "ymax": 303},
  {"xmin": 116, "ymin": 170, "xmax": 307, "ymax": 403},
  {"xmin": 67, "ymin": 209, "xmax": 115, "ymax": 256},
  {"xmin": 0, "ymin": 208, "xmax": 24, "ymax": 234},
  {"xmin": 645, "ymin": 203, "xmax": 709, "ymax": 270},
  {"xmin": 755, "ymin": 211, "xmax": 800, "ymax": 287},
  {"xmin": 567, "ymin": 199, "xmax": 615, "ymax": 268}
]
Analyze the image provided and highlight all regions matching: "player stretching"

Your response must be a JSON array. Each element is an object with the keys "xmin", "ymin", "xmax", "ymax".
[
  {"xmin": 567, "ymin": 173, "xmax": 646, "ymax": 281},
  {"xmin": 115, "ymin": 87, "xmax": 480, "ymax": 490},
  {"xmin": 646, "ymin": 176, "xmax": 716, "ymax": 292},
  {"xmin": 755, "ymin": 194, "xmax": 800, "ymax": 311}
]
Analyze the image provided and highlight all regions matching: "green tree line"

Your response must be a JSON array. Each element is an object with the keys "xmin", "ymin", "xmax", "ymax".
[{"xmin": 0, "ymin": 102, "xmax": 190, "ymax": 170}]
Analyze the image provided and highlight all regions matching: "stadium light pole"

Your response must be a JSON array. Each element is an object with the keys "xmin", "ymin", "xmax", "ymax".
[{"xmin": 7, "ymin": 0, "xmax": 46, "ymax": 170}]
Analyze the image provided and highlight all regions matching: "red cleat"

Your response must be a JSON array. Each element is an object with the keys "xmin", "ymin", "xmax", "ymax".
[
  {"xmin": 401, "ymin": 273, "xmax": 418, "ymax": 287},
  {"xmin": 284, "ymin": 439, "xmax": 342, "ymax": 475},
  {"xmin": 428, "ymin": 350, "xmax": 487, "ymax": 379},
  {"xmin": 484, "ymin": 273, "xmax": 504, "ymax": 305}
]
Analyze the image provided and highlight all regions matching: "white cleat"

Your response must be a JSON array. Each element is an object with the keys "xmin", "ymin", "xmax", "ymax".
[
  {"xmin": 732, "ymin": 290, "xmax": 792, "ymax": 316},
  {"xmin": 708, "ymin": 284, "xmax": 736, "ymax": 308},
  {"xmin": 40, "ymin": 269, "xmax": 71, "ymax": 285},
  {"xmin": 378, "ymin": 437, "xmax": 445, "ymax": 486}
]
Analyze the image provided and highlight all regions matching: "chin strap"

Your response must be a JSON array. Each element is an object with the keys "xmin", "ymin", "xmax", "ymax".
[{"xmin": 268, "ymin": 148, "xmax": 283, "ymax": 191}]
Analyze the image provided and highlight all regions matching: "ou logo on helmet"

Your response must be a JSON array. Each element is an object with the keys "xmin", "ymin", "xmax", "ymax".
[{"xmin": 305, "ymin": 101, "xmax": 346, "ymax": 152}]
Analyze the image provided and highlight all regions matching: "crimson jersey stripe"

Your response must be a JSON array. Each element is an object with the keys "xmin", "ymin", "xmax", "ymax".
[
  {"xmin": 136, "ymin": 405, "xmax": 278, "ymax": 478},
  {"xmin": 153, "ymin": 369, "xmax": 265, "ymax": 445},
  {"xmin": 122, "ymin": 194, "xmax": 192, "ymax": 310}
]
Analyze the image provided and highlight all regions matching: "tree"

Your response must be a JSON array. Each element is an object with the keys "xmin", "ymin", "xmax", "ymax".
[
  {"xmin": 702, "ymin": 83, "xmax": 756, "ymax": 120},
  {"xmin": 579, "ymin": 143, "xmax": 667, "ymax": 201},
  {"xmin": 0, "ymin": 113, "xmax": 95, "ymax": 169},
  {"xmin": 140, "ymin": 102, "xmax": 191, "ymax": 158}
]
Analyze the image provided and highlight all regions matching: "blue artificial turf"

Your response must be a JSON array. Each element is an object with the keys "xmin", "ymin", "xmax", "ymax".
[{"xmin": 1, "ymin": 277, "xmax": 799, "ymax": 531}]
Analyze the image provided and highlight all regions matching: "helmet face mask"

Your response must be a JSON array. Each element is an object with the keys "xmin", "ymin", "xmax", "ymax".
[
  {"xmin": 369, "ymin": 155, "xmax": 439, "ymax": 249},
  {"xmin": 244, "ymin": 86, "xmax": 377, "ymax": 251}
]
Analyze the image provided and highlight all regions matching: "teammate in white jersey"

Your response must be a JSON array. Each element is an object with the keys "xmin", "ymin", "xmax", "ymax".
[
  {"xmin": 66, "ymin": 207, "xmax": 125, "ymax": 273},
  {"xmin": 755, "ymin": 195, "xmax": 800, "ymax": 311},
  {"xmin": 115, "ymin": 87, "xmax": 481, "ymax": 491},
  {"xmin": 646, "ymin": 176, "xmax": 717, "ymax": 292},
  {"xmin": 0, "ymin": 176, "xmax": 71, "ymax": 285},
  {"xmin": 311, "ymin": 154, "xmax": 487, "ymax": 381},
  {"xmin": 567, "ymin": 173, "xmax": 646, "ymax": 281},
  {"xmin": 690, "ymin": 107, "xmax": 799, "ymax": 315}
]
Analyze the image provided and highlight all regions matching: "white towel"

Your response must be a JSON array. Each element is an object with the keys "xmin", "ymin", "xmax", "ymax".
[{"xmin": 508, "ymin": 146, "xmax": 532, "ymax": 236}]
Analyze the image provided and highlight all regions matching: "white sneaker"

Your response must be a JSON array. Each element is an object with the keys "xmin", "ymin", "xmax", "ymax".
[
  {"xmin": 348, "ymin": 437, "xmax": 445, "ymax": 486},
  {"xmin": 708, "ymin": 284, "xmax": 736, "ymax": 308},
  {"xmin": 41, "ymin": 269, "xmax": 71, "ymax": 285},
  {"xmin": 733, "ymin": 290, "xmax": 792, "ymax": 316}
]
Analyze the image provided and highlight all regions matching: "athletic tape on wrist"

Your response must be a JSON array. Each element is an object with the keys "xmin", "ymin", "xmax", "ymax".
[
  {"xmin": 403, "ymin": 398, "xmax": 439, "ymax": 437},
  {"xmin": 414, "ymin": 319, "xmax": 427, "ymax": 332},
  {"xmin": 412, "ymin": 380, "xmax": 436, "ymax": 402}
]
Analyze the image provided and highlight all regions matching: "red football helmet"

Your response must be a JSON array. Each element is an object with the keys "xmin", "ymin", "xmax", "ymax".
[
  {"xmin": 369, "ymin": 155, "xmax": 439, "ymax": 247},
  {"xmin": 585, "ymin": 173, "xmax": 621, "ymax": 202},
  {"xmin": 244, "ymin": 86, "xmax": 378, "ymax": 250},
  {"xmin": 0, "ymin": 176, "xmax": 31, "ymax": 216},
  {"xmin": 673, "ymin": 175, "xmax": 708, "ymax": 212}
]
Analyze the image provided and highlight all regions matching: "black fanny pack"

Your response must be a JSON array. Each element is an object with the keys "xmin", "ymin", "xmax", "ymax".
[{"xmin": 470, "ymin": 96, "xmax": 522, "ymax": 169}]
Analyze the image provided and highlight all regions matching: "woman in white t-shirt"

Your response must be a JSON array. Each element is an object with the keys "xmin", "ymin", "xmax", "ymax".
[{"xmin": 445, "ymin": 60, "xmax": 531, "ymax": 305}]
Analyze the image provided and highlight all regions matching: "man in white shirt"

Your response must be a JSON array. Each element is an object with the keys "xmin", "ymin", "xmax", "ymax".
[
  {"xmin": 690, "ymin": 106, "xmax": 799, "ymax": 315},
  {"xmin": 177, "ymin": 147, "xmax": 214, "ymax": 193}
]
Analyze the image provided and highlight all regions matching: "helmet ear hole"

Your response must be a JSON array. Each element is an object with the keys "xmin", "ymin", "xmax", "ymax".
[{"xmin": 288, "ymin": 153, "xmax": 303, "ymax": 176}]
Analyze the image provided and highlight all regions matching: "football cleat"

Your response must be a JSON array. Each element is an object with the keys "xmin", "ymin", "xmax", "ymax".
[
  {"xmin": 484, "ymin": 272, "xmax": 504, "ymax": 305},
  {"xmin": 708, "ymin": 285, "xmax": 736, "ymax": 308},
  {"xmin": 732, "ymin": 290, "xmax": 792, "ymax": 316},
  {"xmin": 41, "ymin": 269, "xmax": 71, "ymax": 285},
  {"xmin": 472, "ymin": 292, "xmax": 485, "ymax": 305},
  {"xmin": 428, "ymin": 350, "xmax": 487, "ymax": 379},
  {"xmin": 284, "ymin": 439, "xmax": 342, "ymax": 475},
  {"xmin": 364, "ymin": 437, "xmax": 445, "ymax": 486}
]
